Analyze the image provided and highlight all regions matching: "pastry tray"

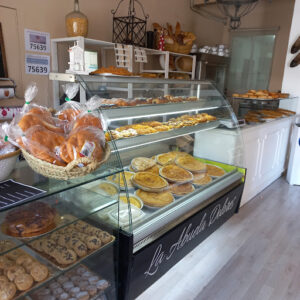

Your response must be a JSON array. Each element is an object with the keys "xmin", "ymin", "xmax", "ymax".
[
  {"xmin": 29, "ymin": 264, "xmax": 110, "ymax": 300},
  {"xmin": 26, "ymin": 219, "xmax": 115, "ymax": 271},
  {"xmin": 2, "ymin": 243, "xmax": 57, "ymax": 300}
]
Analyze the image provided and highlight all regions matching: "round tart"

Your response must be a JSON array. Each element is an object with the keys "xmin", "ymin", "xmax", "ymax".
[
  {"xmin": 206, "ymin": 164, "xmax": 226, "ymax": 177},
  {"xmin": 108, "ymin": 171, "xmax": 134, "ymax": 189},
  {"xmin": 160, "ymin": 165, "xmax": 193, "ymax": 183},
  {"xmin": 97, "ymin": 182, "xmax": 118, "ymax": 196},
  {"xmin": 131, "ymin": 157, "xmax": 156, "ymax": 172},
  {"xmin": 136, "ymin": 189, "xmax": 174, "ymax": 208},
  {"xmin": 156, "ymin": 152, "xmax": 186, "ymax": 165},
  {"xmin": 145, "ymin": 164, "xmax": 160, "ymax": 175},
  {"xmin": 169, "ymin": 182, "xmax": 195, "ymax": 196},
  {"xmin": 4, "ymin": 202, "xmax": 57, "ymax": 237},
  {"xmin": 132, "ymin": 172, "xmax": 168, "ymax": 192},
  {"xmin": 175, "ymin": 155, "xmax": 206, "ymax": 173},
  {"xmin": 193, "ymin": 173, "xmax": 212, "ymax": 186},
  {"xmin": 119, "ymin": 193, "xmax": 143, "ymax": 209}
]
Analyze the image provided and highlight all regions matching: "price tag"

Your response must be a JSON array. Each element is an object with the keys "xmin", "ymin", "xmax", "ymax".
[
  {"xmin": 134, "ymin": 47, "xmax": 148, "ymax": 63},
  {"xmin": 25, "ymin": 29, "xmax": 50, "ymax": 53},
  {"xmin": 25, "ymin": 54, "xmax": 50, "ymax": 75}
]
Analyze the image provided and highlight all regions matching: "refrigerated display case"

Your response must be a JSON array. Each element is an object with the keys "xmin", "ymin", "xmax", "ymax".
[
  {"xmin": 49, "ymin": 74, "xmax": 245, "ymax": 299},
  {"xmin": 0, "ymin": 146, "xmax": 128, "ymax": 299}
]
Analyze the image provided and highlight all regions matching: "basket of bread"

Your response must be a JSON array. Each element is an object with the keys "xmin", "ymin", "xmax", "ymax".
[
  {"xmin": 3, "ymin": 83, "xmax": 110, "ymax": 180},
  {"xmin": 153, "ymin": 22, "xmax": 196, "ymax": 54}
]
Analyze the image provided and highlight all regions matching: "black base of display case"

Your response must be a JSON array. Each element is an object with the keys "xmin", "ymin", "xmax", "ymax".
[{"xmin": 118, "ymin": 182, "xmax": 244, "ymax": 300}]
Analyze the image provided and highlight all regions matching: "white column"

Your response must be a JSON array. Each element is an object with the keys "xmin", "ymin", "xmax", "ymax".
[{"xmin": 281, "ymin": 0, "xmax": 300, "ymax": 113}]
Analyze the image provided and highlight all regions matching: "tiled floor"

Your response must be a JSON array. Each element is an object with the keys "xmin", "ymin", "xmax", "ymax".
[{"xmin": 137, "ymin": 178, "xmax": 300, "ymax": 300}]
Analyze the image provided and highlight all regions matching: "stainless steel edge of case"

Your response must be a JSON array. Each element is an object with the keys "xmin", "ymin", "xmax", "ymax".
[
  {"xmin": 109, "ymin": 121, "xmax": 220, "ymax": 152},
  {"xmin": 104, "ymin": 102, "xmax": 226, "ymax": 121},
  {"xmin": 133, "ymin": 171, "xmax": 243, "ymax": 253}
]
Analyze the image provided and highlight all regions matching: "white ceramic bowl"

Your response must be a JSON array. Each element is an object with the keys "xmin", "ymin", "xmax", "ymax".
[{"xmin": 0, "ymin": 149, "xmax": 20, "ymax": 182}]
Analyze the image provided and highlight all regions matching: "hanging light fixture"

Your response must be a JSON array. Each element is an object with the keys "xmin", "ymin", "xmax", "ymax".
[{"xmin": 216, "ymin": 0, "xmax": 259, "ymax": 30}]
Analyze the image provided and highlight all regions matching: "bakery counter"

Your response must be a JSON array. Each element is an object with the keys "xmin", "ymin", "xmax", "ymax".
[{"xmin": 194, "ymin": 115, "xmax": 295, "ymax": 206}]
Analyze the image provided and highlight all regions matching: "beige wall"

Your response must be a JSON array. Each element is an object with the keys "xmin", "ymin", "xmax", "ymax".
[
  {"xmin": 0, "ymin": 0, "xmax": 294, "ymax": 107},
  {"xmin": 222, "ymin": 0, "xmax": 295, "ymax": 91},
  {"xmin": 0, "ymin": 0, "xmax": 223, "ymax": 107}
]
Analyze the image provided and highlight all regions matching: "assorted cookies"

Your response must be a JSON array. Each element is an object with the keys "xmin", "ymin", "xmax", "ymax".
[
  {"xmin": 28, "ymin": 219, "xmax": 114, "ymax": 268},
  {"xmin": 31, "ymin": 265, "xmax": 110, "ymax": 300},
  {"xmin": 0, "ymin": 241, "xmax": 50, "ymax": 299}
]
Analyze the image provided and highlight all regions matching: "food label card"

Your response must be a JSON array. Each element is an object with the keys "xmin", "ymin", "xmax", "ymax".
[
  {"xmin": 25, "ymin": 29, "xmax": 50, "ymax": 53},
  {"xmin": 25, "ymin": 54, "xmax": 50, "ymax": 75},
  {"xmin": 0, "ymin": 179, "xmax": 46, "ymax": 211}
]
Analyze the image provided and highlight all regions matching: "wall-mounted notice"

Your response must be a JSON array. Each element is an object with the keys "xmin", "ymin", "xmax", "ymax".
[
  {"xmin": 25, "ymin": 54, "xmax": 50, "ymax": 75},
  {"xmin": 25, "ymin": 29, "xmax": 50, "ymax": 53}
]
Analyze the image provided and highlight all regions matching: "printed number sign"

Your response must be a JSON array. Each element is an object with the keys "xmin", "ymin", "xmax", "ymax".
[
  {"xmin": 25, "ymin": 29, "xmax": 50, "ymax": 53},
  {"xmin": 25, "ymin": 54, "xmax": 50, "ymax": 75}
]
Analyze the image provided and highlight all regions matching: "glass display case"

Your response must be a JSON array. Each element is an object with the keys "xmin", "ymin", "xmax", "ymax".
[
  {"xmin": 0, "ymin": 147, "xmax": 126, "ymax": 300},
  {"xmin": 49, "ymin": 74, "xmax": 246, "ymax": 299}
]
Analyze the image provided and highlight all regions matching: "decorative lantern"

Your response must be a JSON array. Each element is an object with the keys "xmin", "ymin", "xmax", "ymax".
[{"xmin": 111, "ymin": 0, "xmax": 149, "ymax": 47}]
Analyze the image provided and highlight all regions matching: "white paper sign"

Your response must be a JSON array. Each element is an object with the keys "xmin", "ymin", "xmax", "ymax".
[
  {"xmin": 25, "ymin": 29, "xmax": 50, "ymax": 53},
  {"xmin": 25, "ymin": 54, "xmax": 50, "ymax": 75}
]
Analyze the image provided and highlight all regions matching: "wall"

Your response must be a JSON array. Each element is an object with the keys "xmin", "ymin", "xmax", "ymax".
[
  {"xmin": 222, "ymin": 0, "xmax": 295, "ymax": 91},
  {"xmin": 281, "ymin": 0, "xmax": 300, "ymax": 113}
]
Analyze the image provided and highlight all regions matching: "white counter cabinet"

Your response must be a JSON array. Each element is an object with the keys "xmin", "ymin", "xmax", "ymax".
[{"xmin": 194, "ymin": 116, "xmax": 295, "ymax": 206}]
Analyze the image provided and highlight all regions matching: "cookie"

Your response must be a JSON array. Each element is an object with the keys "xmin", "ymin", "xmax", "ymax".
[
  {"xmin": 30, "ymin": 263, "xmax": 49, "ymax": 282},
  {"xmin": 82, "ymin": 271, "xmax": 92, "ymax": 279},
  {"xmin": 69, "ymin": 286, "xmax": 80, "ymax": 297},
  {"xmin": 88, "ymin": 276, "xmax": 99, "ymax": 285},
  {"xmin": 59, "ymin": 293, "xmax": 69, "ymax": 300},
  {"xmin": 78, "ymin": 280, "xmax": 89, "ymax": 290},
  {"xmin": 30, "ymin": 240, "xmax": 44, "ymax": 252},
  {"xmin": 70, "ymin": 275, "xmax": 81, "ymax": 284},
  {"xmin": 57, "ymin": 275, "xmax": 69, "ymax": 285},
  {"xmin": 0, "ymin": 257, "xmax": 13, "ymax": 270},
  {"xmin": 43, "ymin": 296, "xmax": 56, "ymax": 300},
  {"xmin": 35, "ymin": 287, "xmax": 51, "ymax": 297},
  {"xmin": 63, "ymin": 281, "xmax": 74, "ymax": 291},
  {"xmin": 0, "ymin": 275, "xmax": 9, "ymax": 289},
  {"xmin": 0, "ymin": 282, "xmax": 16, "ymax": 300},
  {"xmin": 41, "ymin": 239, "xmax": 57, "ymax": 254},
  {"xmin": 76, "ymin": 267, "xmax": 86, "ymax": 275},
  {"xmin": 58, "ymin": 235, "xmax": 72, "ymax": 247},
  {"xmin": 96, "ymin": 279, "xmax": 109, "ymax": 290},
  {"xmin": 14, "ymin": 273, "xmax": 33, "ymax": 291},
  {"xmin": 98, "ymin": 232, "xmax": 113, "ymax": 244},
  {"xmin": 77, "ymin": 291, "xmax": 89, "ymax": 300},
  {"xmin": 85, "ymin": 236, "xmax": 102, "ymax": 250},
  {"xmin": 49, "ymin": 281, "xmax": 61, "ymax": 290},
  {"xmin": 5, "ymin": 249, "xmax": 22, "ymax": 261},
  {"xmin": 86, "ymin": 285, "xmax": 97, "ymax": 296},
  {"xmin": 6, "ymin": 265, "xmax": 25, "ymax": 281},
  {"xmin": 23, "ymin": 261, "xmax": 40, "ymax": 273},
  {"xmin": 16, "ymin": 254, "xmax": 33, "ymax": 266},
  {"xmin": 71, "ymin": 240, "xmax": 88, "ymax": 257},
  {"xmin": 53, "ymin": 287, "xmax": 64, "ymax": 297},
  {"xmin": 55, "ymin": 248, "xmax": 77, "ymax": 265}
]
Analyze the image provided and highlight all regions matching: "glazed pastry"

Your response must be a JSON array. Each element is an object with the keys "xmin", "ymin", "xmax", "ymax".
[
  {"xmin": 0, "ymin": 282, "xmax": 16, "ymax": 300},
  {"xmin": 30, "ymin": 263, "xmax": 49, "ymax": 282},
  {"xmin": 66, "ymin": 127, "xmax": 104, "ymax": 161},
  {"xmin": 131, "ymin": 157, "xmax": 156, "ymax": 172},
  {"xmin": 23, "ymin": 125, "xmax": 66, "ymax": 166},
  {"xmin": 14, "ymin": 273, "xmax": 33, "ymax": 291},
  {"xmin": 72, "ymin": 114, "xmax": 103, "ymax": 130},
  {"xmin": 6, "ymin": 265, "xmax": 25, "ymax": 281},
  {"xmin": 5, "ymin": 201, "xmax": 56, "ymax": 237}
]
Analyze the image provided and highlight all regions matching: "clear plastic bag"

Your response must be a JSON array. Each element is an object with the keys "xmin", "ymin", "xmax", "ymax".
[
  {"xmin": 55, "ymin": 83, "xmax": 82, "ymax": 125},
  {"xmin": 22, "ymin": 125, "xmax": 67, "ymax": 166},
  {"xmin": 0, "ymin": 122, "xmax": 17, "ymax": 156},
  {"xmin": 71, "ymin": 95, "xmax": 107, "ymax": 131},
  {"xmin": 62, "ymin": 125, "xmax": 105, "ymax": 163}
]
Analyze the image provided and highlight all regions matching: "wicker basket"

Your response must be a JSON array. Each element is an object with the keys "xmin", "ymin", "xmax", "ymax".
[
  {"xmin": 164, "ymin": 42, "xmax": 193, "ymax": 55},
  {"xmin": 21, "ymin": 144, "xmax": 111, "ymax": 180}
]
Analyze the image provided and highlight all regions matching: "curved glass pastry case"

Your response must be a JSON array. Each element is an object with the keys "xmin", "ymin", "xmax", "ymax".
[
  {"xmin": 0, "ymin": 147, "xmax": 125, "ymax": 299},
  {"xmin": 49, "ymin": 74, "xmax": 246, "ymax": 299}
]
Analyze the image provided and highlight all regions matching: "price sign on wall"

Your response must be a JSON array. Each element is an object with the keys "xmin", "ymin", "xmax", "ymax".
[
  {"xmin": 25, "ymin": 54, "xmax": 50, "ymax": 75},
  {"xmin": 24, "ymin": 29, "xmax": 50, "ymax": 53}
]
